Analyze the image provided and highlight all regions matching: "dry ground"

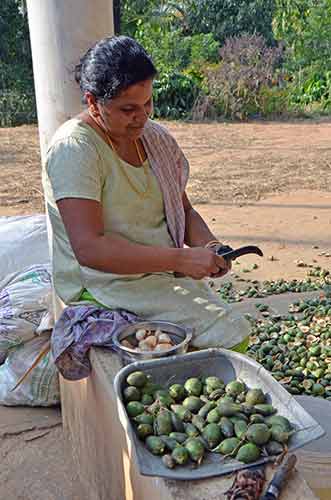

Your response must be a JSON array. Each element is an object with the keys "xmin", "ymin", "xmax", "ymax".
[
  {"xmin": 1, "ymin": 119, "xmax": 331, "ymax": 499},
  {"xmin": 1, "ymin": 118, "xmax": 331, "ymax": 213}
]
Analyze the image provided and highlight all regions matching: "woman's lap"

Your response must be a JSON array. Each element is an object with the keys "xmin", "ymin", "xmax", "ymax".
[{"xmin": 78, "ymin": 274, "xmax": 250, "ymax": 351}]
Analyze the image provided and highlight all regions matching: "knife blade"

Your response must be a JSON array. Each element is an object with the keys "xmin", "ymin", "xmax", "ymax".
[{"xmin": 217, "ymin": 244, "xmax": 264, "ymax": 261}]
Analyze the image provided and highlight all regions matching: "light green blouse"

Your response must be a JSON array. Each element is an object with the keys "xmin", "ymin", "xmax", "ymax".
[
  {"xmin": 43, "ymin": 119, "xmax": 174, "ymax": 301},
  {"xmin": 43, "ymin": 119, "xmax": 250, "ymax": 349}
]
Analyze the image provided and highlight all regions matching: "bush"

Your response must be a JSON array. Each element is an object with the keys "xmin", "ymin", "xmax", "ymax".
[
  {"xmin": 135, "ymin": 23, "xmax": 219, "ymax": 72},
  {"xmin": 0, "ymin": 1, "xmax": 36, "ymax": 127},
  {"xmin": 273, "ymin": 0, "xmax": 331, "ymax": 111},
  {"xmin": 134, "ymin": 23, "xmax": 218, "ymax": 118},
  {"xmin": 287, "ymin": 68, "xmax": 331, "ymax": 108},
  {"xmin": 0, "ymin": 90, "xmax": 37, "ymax": 127},
  {"xmin": 199, "ymin": 34, "xmax": 284, "ymax": 120},
  {"xmin": 153, "ymin": 71, "xmax": 201, "ymax": 119},
  {"xmin": 186, "ymin": 0, "xmax": 276, "ymax": 46}
]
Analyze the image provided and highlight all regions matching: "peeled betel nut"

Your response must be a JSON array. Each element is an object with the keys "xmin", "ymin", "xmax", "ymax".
[
  {"xmin": 154, "ymin": 328, "xmax": 163, "ymax": 339},
  {"xmin": 136, "ymin": 329, "xmax": 147, "ymax": 341},
  {"xmin": 145, "ymin": 335, "xmax": 157, "ymax": 348},
  {"xmin": 158, "ymin": 333, "xmax": 172, "ymax": 344},
  {"xmin": 121, "ymin": 339, "xmax": 134, "ymax": 349},
  {"xmin": 138, "ymin": 340, "xmax": 153, "ymax": 351},
  {"xmin": 155, "ymin": 343, "xmax": 173, "ymax": 351}
]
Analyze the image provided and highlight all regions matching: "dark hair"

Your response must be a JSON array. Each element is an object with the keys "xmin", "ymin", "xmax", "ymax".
[{"xmin": 75, "ymin": 36, "xmax": 157, "ymax": 102}]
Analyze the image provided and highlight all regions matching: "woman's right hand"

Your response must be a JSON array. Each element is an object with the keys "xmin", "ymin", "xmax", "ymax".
[{"xmin": 175, "ymin": 247, "xmax": 229, "ymax": 280}]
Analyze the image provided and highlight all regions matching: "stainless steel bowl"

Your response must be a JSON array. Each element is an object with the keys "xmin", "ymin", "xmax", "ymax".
[{"xmin": 112, "ymin": 320, "xmax": 193, "ymax": 364}]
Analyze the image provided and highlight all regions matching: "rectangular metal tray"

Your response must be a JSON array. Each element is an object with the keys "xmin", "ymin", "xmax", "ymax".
[{"xmin": 114, "ymin": 348, "xmax": 325, "ymax": 480}]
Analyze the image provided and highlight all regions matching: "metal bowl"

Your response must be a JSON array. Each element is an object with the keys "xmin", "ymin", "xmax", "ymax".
[{"xmin": 112, "ymin": 320, "xmax": 193, "ymax": 364}]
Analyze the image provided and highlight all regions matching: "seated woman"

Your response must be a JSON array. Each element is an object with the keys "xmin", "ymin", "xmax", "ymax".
[{"xmin": 43, "ymin": 35, "xmax": 250, "ymax": 351}]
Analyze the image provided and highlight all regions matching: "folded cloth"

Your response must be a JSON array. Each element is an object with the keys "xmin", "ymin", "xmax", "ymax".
[{"xmin": 51, "ymin": 305, "xmax": 140, "ymax": 380}]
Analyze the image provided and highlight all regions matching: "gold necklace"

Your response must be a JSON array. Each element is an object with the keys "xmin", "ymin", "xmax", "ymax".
[{"xmin": 106, "ymin": 133, "xmax": 152, "ymax": 199}]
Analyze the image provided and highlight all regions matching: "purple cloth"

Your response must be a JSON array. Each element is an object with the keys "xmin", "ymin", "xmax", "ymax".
[{"xmin": 51, "ymin": 305, "xmax": 140, "ymax": 380}]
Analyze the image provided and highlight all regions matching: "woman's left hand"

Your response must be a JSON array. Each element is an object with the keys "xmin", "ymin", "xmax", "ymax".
[{"xmin": 208, "ymin": 244, "xmax": 232, "ymax": 278}]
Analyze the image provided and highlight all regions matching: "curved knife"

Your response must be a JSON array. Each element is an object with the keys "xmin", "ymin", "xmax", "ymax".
[{"xmin": 217, "ymin": 244, "xmax": 263, "ymax": 261}]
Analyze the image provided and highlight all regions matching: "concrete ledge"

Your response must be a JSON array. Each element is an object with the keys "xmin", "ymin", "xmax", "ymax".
[{"xmin": 61, "ymin": 348, "xmax": 317, "ymax": 500}]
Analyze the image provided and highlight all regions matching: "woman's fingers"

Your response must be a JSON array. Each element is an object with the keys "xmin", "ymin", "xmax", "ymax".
[
  {"xmin": 215, "ymin": 254, "xmax": 230, "ymax": 270},
  {"xmin": 211, "ymin": 254, "xmax": 231, "ymax": 278}
]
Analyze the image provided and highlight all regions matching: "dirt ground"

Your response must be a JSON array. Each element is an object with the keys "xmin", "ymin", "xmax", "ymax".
[
  {"xmin": 1, "ymin": 118, "xmax": 331, "ymax": 213},
  {"xmin": 1, "ymin": 119, "xmax": 331, "ymax": 499}
]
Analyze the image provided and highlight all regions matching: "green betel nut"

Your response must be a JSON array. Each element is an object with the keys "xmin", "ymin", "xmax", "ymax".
[
  {"xmin": 225, "ymin": 380, "xmax": 246, "ymax": 397},
  {"xmin": 127, "ymin": 371, "xmax": 148, "ymax": 388},
  {"xmin": 202, "ymin": 423, "xmax": 222, "ymax": 448},
  {"xmin": 123, "ymin": 386, "xmax": 141, "ymax": 402},
  {"xmin": 184, "ymin": 378, "xmax": 202, "ymax": 397},
  {"xmin": 182, "ymin": 396, "xmax": 204, "ymax": 413},
  {"xmin": 213, "ymin": 437, "xmax": 240, "ymax": 455},
  {"xmin": 169, "ymin": 384, "xmax": 186, "ymax": 401},
  {"xmin": 137, "ymin": 423, "xmax": 153, "ymax": 440},
  {"xmin": 245, "ymin": 388, "xmax": 265, "ymax": 405},
  {"xmin": 204, "ymin": 376, "xmax": 225, "ymax": 395},
  {"xmin": 234, "ymin": 420, "xmax": 248, "ymax": 439},
  {"xmin": 236, "ymin": 443, "xmax": 261, "ymax": 464},
  {"xmin": 134, "ymin": 413, "xmax": 154, "ymax": 425},
  {"xmin": 265, "ymin": 415, "xmax": 292, "ymax": 432},
  {"xmin": 220, "ymin": 417, "xmax": 234, "ymax": 438},
  {"xmin": 146, "ymin": 436, "xmax": 165, "ymax": 455},
  {"xmin": 206, "ymin": 408, "xmax": 221, "ymax": 424},
  {"xmin": 126, "ymin": 401, "xmax": 144, "ymax": 418},
  {"xmin": 169, "ymin": 432, "xmax": 187, "ymax": 444},
  {"xmin": 170, "ymin": 404, "xmax": 192, "ymax": 422},
  {"xmin": 246, "ymin": 423, "xmax": 271, "ymax": 446},
  {"xmin": 155, "ymin": 409, "xmax": 173, "ymax": 436},
  {"xmin": 172, "ymin": 446, "xmax": 189, "ymax": 465},
  {"xmin": 185, "ymin": 438, "xmax": 205, "ymax": 463}
]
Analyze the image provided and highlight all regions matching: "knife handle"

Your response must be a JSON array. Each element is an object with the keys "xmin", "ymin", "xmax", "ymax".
[{"xmin": 261, "ymin": 455, "xmax": 297, "ymax": 500}]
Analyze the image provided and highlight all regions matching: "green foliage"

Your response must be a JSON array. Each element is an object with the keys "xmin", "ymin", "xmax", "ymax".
[
  {"xmin": 258, "ymin": 85, "xmax": 289, "ymax": 116},
  {"xmin": 274, "ymin": 0, "xmax": 331, "ymax": 70},
  {"xmin": 3, "ymin": 0, "xmax": 331, "ymax": 125},
  {"xmin": 287, "ymin": 68, "xmax": 331, "ymax": 107},
  {"xmin": 0, "ymin": 90, "xmax": 37, "ymax": 127},
  {"xmin": 0, "ymin": 0, "xmax": 36, "ymax": 126},
  {"xmin": 134, "ymin": 23, "xmax": 218, "ymax": 118},
  {"xmin": 153, "ymin": 71, "xmax": 200, "ymax": 119},
  {"xmin": 135, "ymin": 23, "xmax": 219, "ymax": 71},
  {"xmin": 274, "ymin": 0, "xmax": 331, "ymax": 109},
  {"xmin": 200, "ymin": 35, "xmax": 284, "ymax": 120},
  {"xmin": 121, "ymin": 0, "xmax": 160, "ymax": 37},
  {"xmin": 186, "ymin": 0, "xmax": 277, "ymax": 45}
]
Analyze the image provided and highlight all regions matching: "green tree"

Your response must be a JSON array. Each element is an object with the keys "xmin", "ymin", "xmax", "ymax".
[
  {"xmin": 121, "ymin": 0, "xmax": 159, "ymax": 37},
  {"xmin": 274, "ymin": 0, "xmax": 331, "ymax": 107},
  {"xmin": 274, "ymin": 0, "xmax": 331, "ymax": 69},
  {"xmin": 0, "ymin": 0, "xmax": 36, "ymax": 125},
  {"xmin": 0, "ymin": 0, "xmax": 33, "ymax": 92},
  {"xmin": 186, "ymin": 0, "xmax": 277, "ymax": 45}
]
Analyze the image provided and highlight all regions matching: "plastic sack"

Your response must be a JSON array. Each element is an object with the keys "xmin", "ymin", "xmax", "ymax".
[
  {"xmin": 0, "ymin": 333, "xmax": 60, "ymax": 406},
  {"xmin": 0, "ymin": 264, "xmax": 54, "ymax": 364},
  {"xmin": 0, "ymin": 215, "xmax": 49, "ymax": 283}
]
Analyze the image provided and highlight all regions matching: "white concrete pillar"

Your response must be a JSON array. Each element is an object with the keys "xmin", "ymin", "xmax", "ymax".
[{"xmin": 26, "ymin": 0, "xmax": 114, "ymax": 162}]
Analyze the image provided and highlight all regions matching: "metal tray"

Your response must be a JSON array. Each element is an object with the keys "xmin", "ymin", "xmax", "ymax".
[{"xmin": 114, "ymin": 349, "xmax": 325, "ymax": 480}]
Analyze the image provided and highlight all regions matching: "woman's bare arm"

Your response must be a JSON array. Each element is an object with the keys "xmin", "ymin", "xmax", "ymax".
[
  {"xmin": 183, "ymin": 191, "xmax": 219, "ymax": 247},
  {"xmin": 57, "ymin": 198, "xmax": 181, "ymax": 274},
  {"xmin": 56, "ymin": 198, "xmax": 226, "ymax": 278},
  {"xmin": 182, "ymin": 192, "xmax": 230, "ymax": 277}
]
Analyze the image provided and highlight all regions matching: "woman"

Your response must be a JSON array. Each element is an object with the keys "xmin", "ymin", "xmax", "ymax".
[{"xmin": 43, "ymin": 35, "xmax": 250, "ymax": 351}]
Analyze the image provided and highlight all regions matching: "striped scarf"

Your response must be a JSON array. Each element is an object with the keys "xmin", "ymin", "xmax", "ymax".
[{"xmin": 141, "ymin": 120, "xmax": 189, "ymax": 248}]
